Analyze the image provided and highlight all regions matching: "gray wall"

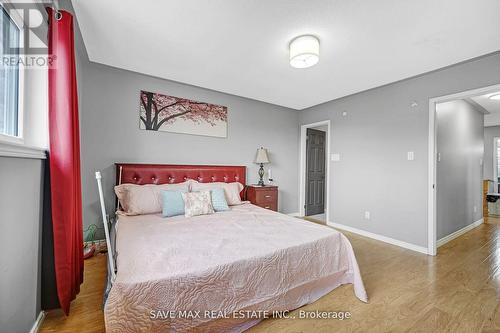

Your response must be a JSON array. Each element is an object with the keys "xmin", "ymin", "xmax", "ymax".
[
  {"xmin": 484, "ymin": 126, "xmax": 500, "ymax": 189},
  {"xmin": 0, "ymin": 3, "xmax": 47, "ymax": 332},
  {"xmin": 78, "ymin": 60, "xmax": 299, "ymax": 234},
  {"xmin": 0, "ymin": 157, "xmax": 43, "ymax": 333},
  {"xmin": 436, "ymin": 100, "xmax": 484, "ymax": 239},
  {"xmin": 299, "ymin": 52, "xmax": 500, "ymax": 248}
]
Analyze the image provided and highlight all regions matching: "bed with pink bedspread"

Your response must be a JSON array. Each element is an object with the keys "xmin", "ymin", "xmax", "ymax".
[{"xmin": 104, "ymin": 203, "xmax": 367, "ymax": 332}]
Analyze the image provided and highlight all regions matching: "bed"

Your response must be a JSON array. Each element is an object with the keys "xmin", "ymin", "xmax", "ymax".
[{"xmin": 103, "ymin": 164, "xmax": 367, "ymax": 333}]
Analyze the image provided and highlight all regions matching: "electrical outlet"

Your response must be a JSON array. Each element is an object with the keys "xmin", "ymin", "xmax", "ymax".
[
  {"xmin": 407, "ymin": 151, "xmax": 415, "ymax": 161},
  {"xmin": 364, "ymin": 211, "xmax": 370, "ymax": 220}
]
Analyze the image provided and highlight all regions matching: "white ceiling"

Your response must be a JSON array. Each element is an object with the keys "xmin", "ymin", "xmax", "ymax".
[
  {"xmin": 472, "ymin": 92, "xmax": 500, "ymax": 127},
  {"xmin": 72, "ymin": 0, "xmax": 500, "ymax": 110}
]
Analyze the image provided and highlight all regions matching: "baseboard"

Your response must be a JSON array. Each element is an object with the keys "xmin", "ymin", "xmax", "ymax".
[
  {"xmin": 287, "ymin": 212, "xmax": 301, "ymax": 217},
  {"xmin": 327, "ymin": 221, "xmax": 429, "ymax": 255},
  {"xmin": 29, "ymin": 311, "xmax": 45, "ymax": 333},
  {"xmin": 437, "ymin": 218, "xmax": 483, "ymax": 248}
]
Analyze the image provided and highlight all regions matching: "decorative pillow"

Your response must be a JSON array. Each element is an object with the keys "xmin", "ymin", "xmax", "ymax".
[
  {"xmin": 162, "ymin": 190, "xmax": 187, "ymax": 217},
  {"xmin": 190, "ymin": 182, "xmax": 244, "ymax": 205},
  {"xmin": 182, "ymin": 190, "xmax": 215, "ymax": 217},
  {"xmin": 115, "ymin": 182, "xmax": 190, "ymax": 215},
  {"xmin": 210, "ymin": 188, "xmax": 230, "ymax": 212}
]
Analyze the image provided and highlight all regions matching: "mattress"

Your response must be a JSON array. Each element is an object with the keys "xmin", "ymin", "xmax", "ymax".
[{"xmin": 104, "ymin": 203, "xmax": 367, "ymax": 332}]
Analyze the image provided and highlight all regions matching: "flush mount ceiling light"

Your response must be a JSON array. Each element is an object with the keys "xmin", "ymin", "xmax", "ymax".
[
  {"xmin": 289, "ymin": 35, "xmax": 319, "ymax": 69},
  {"xmin": 489, "ymin": 93, "xmax": 500, "ymax": 100}
]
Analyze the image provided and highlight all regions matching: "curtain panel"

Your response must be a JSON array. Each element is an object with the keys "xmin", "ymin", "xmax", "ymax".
[{"xmin": 46, "ymin": 7, "xmax": 83, "ymax": 315}]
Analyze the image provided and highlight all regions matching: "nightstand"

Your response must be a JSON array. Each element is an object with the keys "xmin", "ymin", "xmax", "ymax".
[{"xmin": 246, "ymin": 185, "xmax": 278, "ymax": 211}]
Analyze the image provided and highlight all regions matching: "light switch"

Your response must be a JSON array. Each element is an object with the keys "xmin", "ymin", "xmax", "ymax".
[
  {"xmin": 341, "ymin": 111, "xmax": 348, "ymax": 117},
  {"xmin": 364, "ymin": 211, "xmax": 370, "ymax": 220},
  {"xmin": 407, "ymin": 151, "xmax": 415, "ymax": 161},
  {"xmin": 331, "ymin": 153, "xmax": 340, "ymax": 162}
]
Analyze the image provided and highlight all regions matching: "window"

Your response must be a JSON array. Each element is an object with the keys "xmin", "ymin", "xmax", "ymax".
[{"xmin": 0, "ymin": 6, "xmax": 20, "ymax": 138}]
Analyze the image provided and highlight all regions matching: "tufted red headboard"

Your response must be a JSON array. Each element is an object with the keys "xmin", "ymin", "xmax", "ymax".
[{"xmin": 115, "ymin": 163, "xmax": 247, "ymax": 198}]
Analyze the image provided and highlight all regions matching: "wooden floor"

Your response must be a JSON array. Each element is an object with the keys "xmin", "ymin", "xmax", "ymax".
[
  {"xmin": 40, "ymin": 217, "xmax": 500, "ymax": 332},
  {"xmin": 303, "ymin": 216, "xmax": 327, "ymax": 225},
  {"xmin": 39, "ymin": 252, "xmax": 108, "ymax": 333}
]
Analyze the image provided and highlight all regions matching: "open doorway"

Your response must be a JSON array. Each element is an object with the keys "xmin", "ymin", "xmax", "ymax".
[
  {"xmin": 299, "ymin": 120, "xmax": 330, "ymax": 224},
  {"xmin": 488, "ymin": 137, "xmax": 500, "ymax": 217},
  {"xmin": 428, "ymin": 83, "xmax": 500, "ymax": 255},
  {"xmin": 435, "ymin": 100, "xmax": 484, "ymax": 249},
  {"xmin": 493, "ymin": 137, "xmax": 500, "ymax": 195}
]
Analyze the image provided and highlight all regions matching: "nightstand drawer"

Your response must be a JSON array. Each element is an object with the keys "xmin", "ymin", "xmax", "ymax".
[
  {"xmin": 255, "ymin": 202, "xmax": 277, "ymax": 211},
  {"xmin": 255, "ymin": 190, "xmax": 277, "ymax": 203}
]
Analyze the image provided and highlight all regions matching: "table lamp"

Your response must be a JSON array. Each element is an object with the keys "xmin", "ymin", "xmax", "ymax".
[{"xmin": 254, "ymin": 147, "xmax": 270, "ymax": 186}]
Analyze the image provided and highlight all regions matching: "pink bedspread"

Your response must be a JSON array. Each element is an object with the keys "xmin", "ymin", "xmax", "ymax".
[{"xmin": 105, "ymin": 203, "xmax": 367, "ymax": 332}]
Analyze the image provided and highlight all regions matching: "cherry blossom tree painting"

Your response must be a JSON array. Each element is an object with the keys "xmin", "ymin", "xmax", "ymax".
[{"xmin": 139, "ymin": 90, "xmax": 228, "ymax": 138}]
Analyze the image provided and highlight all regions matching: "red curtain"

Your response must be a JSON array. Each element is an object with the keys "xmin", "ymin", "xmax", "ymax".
[{"xmin": 47, "ymin": 8, "xmax": 84, "ymax": 315}]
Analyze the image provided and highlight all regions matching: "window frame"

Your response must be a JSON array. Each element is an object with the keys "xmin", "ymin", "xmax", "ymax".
[{"xmin": 0, "ymin": 1, "xmax": 25, "ymax": 145}]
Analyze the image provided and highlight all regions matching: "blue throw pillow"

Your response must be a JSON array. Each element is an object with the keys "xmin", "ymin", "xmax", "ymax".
[
  {"xmin": 162, "ymin": 190, "xmax": 186, "ymax": 217},
  {"xmin": 211, "ymin": 188, "xmax": 229, "ymax": 212}
]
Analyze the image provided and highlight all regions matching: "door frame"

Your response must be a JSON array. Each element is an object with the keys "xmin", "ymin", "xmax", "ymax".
[
  {"xmin": 299, "ymin": 120, "xmax": 331, "ymax": 221},
  {"xmin": 428, "ymin": 83, "xmax": 500, "ymax": 256}
]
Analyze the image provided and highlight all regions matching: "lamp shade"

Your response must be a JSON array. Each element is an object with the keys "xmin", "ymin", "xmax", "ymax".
[{"xmin": 254, "ymin": 147, "xmax": 270, "ymax": 164}]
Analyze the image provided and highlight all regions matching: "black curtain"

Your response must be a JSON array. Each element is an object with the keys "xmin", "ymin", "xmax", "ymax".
[{"xmin": 41, "ymin": 154, "xmax": 60, "ymax": 310}]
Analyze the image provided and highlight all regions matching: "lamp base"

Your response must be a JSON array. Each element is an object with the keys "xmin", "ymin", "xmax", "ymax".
[{"xmin": 258, "ymin": 163, "xmax": 265, "ymax": 186}]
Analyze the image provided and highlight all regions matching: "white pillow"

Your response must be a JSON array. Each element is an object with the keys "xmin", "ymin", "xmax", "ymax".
[
  {"xmin": 190, "ymin": 182, "xmax": 244, "ymax": 205},
  {"xmin": 115, "ymin": 182, "xmax": 190, "ymax": 215},
  {"xmin": 182, "ymin": 190, "xmax": 215, "ymax": 217}
]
